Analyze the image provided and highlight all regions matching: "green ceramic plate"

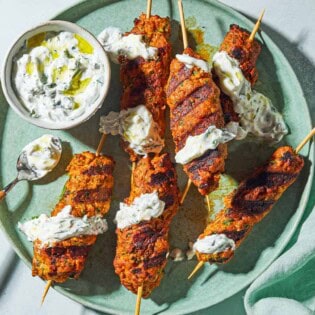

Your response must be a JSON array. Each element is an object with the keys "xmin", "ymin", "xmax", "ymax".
[{"xmin": 0, "ymin": 0, "xmax": 313, "ymax": 314}]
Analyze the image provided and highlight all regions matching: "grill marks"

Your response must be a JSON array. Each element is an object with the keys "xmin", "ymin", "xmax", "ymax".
[
  {"xmin": 166, "ymin": 47, "xmax": 225, "ymax": 195},
  {"xmin": 281, "ymin": 151, "xmax": 294, "ymax": 162},
  {"xmin": 143, "ymin": 251, "xmax": 168, "ymax": 269},
  {"xmin": 32, "ymin": 152, "xmax": 115, "ymax": 283},
  {"xmin": 45, "ymin": 245, "xmax": 91, "ymax": 259},
  {"xmin": 114, "ymin": 153, "xmax": 179, "ymax": 297},
  {"xmin": 171, "ymin": 85, "xmax": 213, "ymax": 126},
  {"xmin": 160, "ymin": 194, "xmax": 175, "ymax": 208},
  {"xmin": 83, "ymin": 163, "xmax": 114, "ymax": 176},
  {"xmin": 223, "ymin": 230, "xmax": 247, "ymax": 242},
  {"xmin": 166, "ymin": 64, "xmax": 193, "ymax": 96},
  {"xmin": 132, "ymin": 225, "xmax": 164, "ymax": 251},
  {"xmin": 74, "ymin": 188, "xmax": 112, "ymax": 203},
  {"xmin": 195, "ymin": 146, "xmax": 304, "ymax": 264},
  {"xmin": 150, "ymin": 170, "xmax": 175, "ymax": 185},
  {"xmin": 244, "ymin": 172, "xmax": 297, "ymax": 190},
  {"xmin": 220, "ymin": 24, "xmax": 261, "ymax": 85},
  {"xmin": 61, "ymin": 152, "xmax": 115, "ymax": 217},
  {"xmin": 184, "ymin": 146, "xmax": 225, "ymax": 195},
  {"xmin": 119, "ymin": 14, "xmax": 172, "ymax": 162},
  {"xmin": 231, "ymin": 199, "xmax": 275, "ymax": 215},
  {"xmin": 176, "ymin": 112, "xmax": 220, "ymax": 150},
  {"xmin": 187, "ymin": 149, "xmax": 219, "ymax": 174}
]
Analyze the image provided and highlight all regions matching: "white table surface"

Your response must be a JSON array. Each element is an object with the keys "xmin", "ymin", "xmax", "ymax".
[{"xmin": 0, "ymin": 1, "xmax": 314, "ymax": 314}]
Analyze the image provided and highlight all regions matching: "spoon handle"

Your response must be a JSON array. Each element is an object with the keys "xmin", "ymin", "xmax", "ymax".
[{"xmin": 0, "ymin": 177, "xmax": 19, "ymax": 201}]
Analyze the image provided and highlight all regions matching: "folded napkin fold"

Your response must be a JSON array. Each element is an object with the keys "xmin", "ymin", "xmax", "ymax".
[{"xmin": 244, "ymin": 198, "xmax": 315, "ymax": 315}]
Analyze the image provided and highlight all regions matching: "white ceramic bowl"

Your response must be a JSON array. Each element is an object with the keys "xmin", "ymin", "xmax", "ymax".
[{"xmin": 1, "ymin": 20, "xmax": 111, "ymax": 130}]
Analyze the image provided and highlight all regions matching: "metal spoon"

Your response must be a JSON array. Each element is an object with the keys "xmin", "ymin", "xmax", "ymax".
[{"xmin": 0, "ymin": 135, "xmax": 62, "ymax": 202}]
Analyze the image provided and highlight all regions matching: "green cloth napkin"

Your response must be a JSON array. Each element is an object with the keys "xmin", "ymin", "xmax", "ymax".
[{"xmin": 244, "ymin": 189, "xmax": 315, "ymax": 315}]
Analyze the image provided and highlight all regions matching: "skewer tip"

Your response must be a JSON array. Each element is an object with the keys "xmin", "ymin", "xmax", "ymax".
[
  {"xmin": 41, "ymin": 280, "xmax": 53, "ymax": 306},
  {"xmin": 295, "ymin": 127, "xmax": 315, "ymax": 153},
  {"xmin": 206, "ymin": 195, "xmax": 211, "ymax": 212},
  {"xmin": 134, "ymin": 285, "xmax": 143, "ymax": 315},
  {"xmin": 177, "ymin": 0, "xmax": 188, "ymax": 49},
  {"xmin": 96, "ymin": 133, "xmax": 107, "ymax": 156},
  {"xmin": 188, "ymin": 261, "xmax": 205, "ymax": 280},
  {"xmin": 248, "ymin": 8, "xmax": 266, "ymax": 42},
  {"xmin": 131, "ymin": 162, "xmax": 136, "ymax": 187},
  {"xmin": 180, "ymin": 179, "xmax": 192, "ymax": 205},
  {"xmin": 259, "ymin": 8, "xmax": 266, "ymax": 21},
  {"xmin": 146, "ymin": 0, "xmax": 152, "ymax": 19}
]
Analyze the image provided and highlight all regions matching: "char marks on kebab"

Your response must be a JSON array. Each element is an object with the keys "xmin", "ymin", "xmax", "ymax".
[
  {"xmin": 187, "ymin": 10, "xmax": 297, "ymax": 278},
  {"xmin": 19, "ymin": 133, "xmax": 114, "ymax": 303},
  {"xmin": 215, "ymin": 23, "xmax": 261, "ymax": 125},
  {"xmin": 32, "ymin": 152, "xmax": 114, "ymax": 282},
  {"xmin": 98, "ymin": 2, "xmax": 179, "ymax": 314},
  {"xmin": 114, "ymin": 153, "xmax": 179, "ymax": 298},
  {"xmin": 119, "ymin": 13, "xmax": 172, "ymax": 161},
  {"xmin": 189, "ymin": 128, "xmax": 315, "ymax": 279},
  {"xmin": 99, "ymin": 7, "xmax": 172, "ymax": 162},
  {"xmin": 166, "ymin": 0, "xmax": 230, "ymax": 200},
  {"xmin": 212, "ymin": 9, "xmax": 287, "ymax": 142}
]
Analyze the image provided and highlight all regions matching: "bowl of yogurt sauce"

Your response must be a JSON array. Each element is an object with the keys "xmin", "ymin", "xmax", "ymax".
[{"xmin": 1, "ymin": 20, "xmax": 111, "ymax": 129}]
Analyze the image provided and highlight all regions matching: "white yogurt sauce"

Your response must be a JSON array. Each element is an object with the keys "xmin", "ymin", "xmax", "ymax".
[
  {"xmin": 18, "ymin": 205, "xmax": 108, "ymax": 247},
  {"xmin": 115, "ymin": 192, "xmax": 165, "ymax": 230},
  {"xmin": 175, "ymin": 126, "xmax": 235, "ymax": 164},
  {"xmin": 193, "ymin": 234, "xmax": 235, "ymax": 254},
  {"xmin": 21, "ymin": 134, "xmax": 62, "ymax": 178},
  {"xmin": 213, "ymin": 51, "xmax": 288, "ymax": 142},
  {"xmin": 98, "ymin": 27, "xmax": 158, "ymax": 64},
  {"xmin": 176, "ymin": 54, "xmax": 210, "ymax": 72},
  {"xmin": 13, "ymin": 31, "xmax": 104, "ymax": 122},
  {"xmin": 99, "ymin": 105, "xmax": 164, "ymax": 156}
]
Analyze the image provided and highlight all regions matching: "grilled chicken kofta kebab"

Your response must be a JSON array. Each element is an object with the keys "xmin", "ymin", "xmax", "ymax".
[
  {"xmin": 165, "ymin": 0, "xmax": 234, "ymax": 208},
  {"xmin": 167, "ymin": 8, "xmax": 287, "ymax": 207},
  {"xmin": 193, "ymin": 146, "xmax": 304, "ymax": 265},
  {"xmin": 114, "ymin": 153, "xmax": 179, "ymax": 299},
  {"xmin": 99, "ymin": 11, "xmax": 172, "ymax": 162},
  {"xmin": 188, "ymin": 128, "xmax": 315, "ymax": 278},
  {"xmin": 99, "ymin": 3, "xmax": 178, "ymax": 313},
  {"xmin": 187, "ymin": 12, "xmax": 294, "ymax": 278},
  {"xmin": 212, "ymin": 11, "xmax": 287, "ymax": 143},
  {"xmin": 19, "ymin": 149, "xmax": 115, "ymax": 301},
  {"xmin": 119, "ymin": 13, "xmax": 172, "ymax": 161}
]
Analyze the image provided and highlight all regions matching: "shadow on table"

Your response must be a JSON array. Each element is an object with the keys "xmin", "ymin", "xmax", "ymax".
[{"xmin": 0, "ymin": 250, "xmax": 19, "ymax": 297}]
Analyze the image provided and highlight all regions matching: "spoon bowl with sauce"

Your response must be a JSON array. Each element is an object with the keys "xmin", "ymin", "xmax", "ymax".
[{"xmin": 0, "ymin": 135, "xmax": 62, "ymax": 202}]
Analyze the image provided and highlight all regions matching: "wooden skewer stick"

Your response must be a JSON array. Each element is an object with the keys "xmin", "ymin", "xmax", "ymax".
[
  {"xmin": 206, "ymin": 195, "xmax": 211, "ymax": 212},
  {"xmin": 295, "ymin": 127, "xmax": 315, "ymax": 153},
  {"xmin": 188, "ymin": 261, "xmax": 204, "ymax": 280},
  {"xmin": 188, "ymin": 128, "xmax": 315, "ymax": 280},
  {"xmin": 131, "ymin": 161, "xmax": 136, "ymax": 187},
  {"xmin": 146, "ymin": 0, "xmax": 152, "ymax": 19},
  {"xmin": 181, "ymin": 8, "xmax": 266, "ymax": 206},
  {"xmin": 248, "ymin": 9, "xmax": 265, "ymax": 42},
  {"xmin": 180, "ymin": 178, "xmax": 191, "ymax": 205},
  {"xmin": 181, "ymin": 10, "xmax": 265, "ymax": 207},
  {"xmin": 96, "ymin": 133, "xmax": 107, "ymax": 156},
  {"xmin": 41, "ymin": 280, "xmax": 53, "ymax": 305},
  {"xmin": 133, "ymin": 3, "xmax": 152, "ymax": 313},
  {"xmin": 41, "ymin": 132, "xmax": 108, "ymax": 305},
  {"xmin": 178, "ymin": 0, "xmax": 188, "ymax": 49},
  {"xmin": 177, "ymin": 0, "xmax": 192, "ymax": 205},
  {"xmin": 135, "ymin": 285, "xmax": 143, "ymax": 315}
]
